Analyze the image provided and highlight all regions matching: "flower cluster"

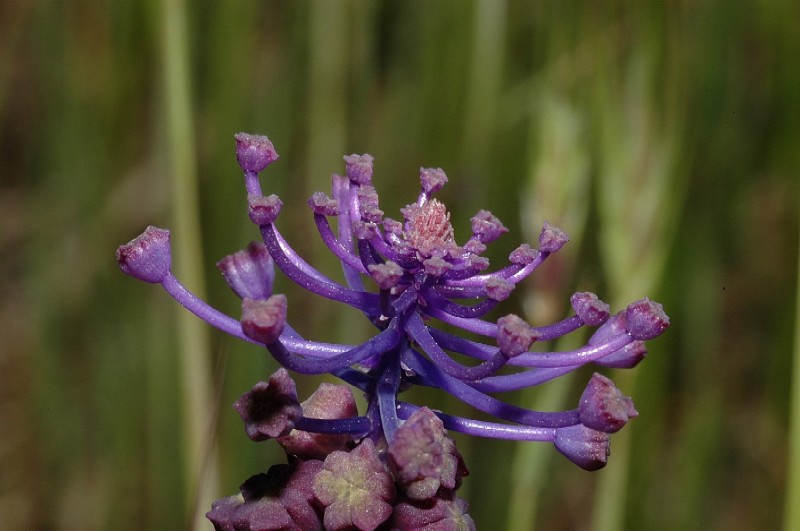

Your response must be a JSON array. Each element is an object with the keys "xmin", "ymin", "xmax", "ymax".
[{"xmin": 117, "ymin": 133, "xmax": 669, "ymax": 530}]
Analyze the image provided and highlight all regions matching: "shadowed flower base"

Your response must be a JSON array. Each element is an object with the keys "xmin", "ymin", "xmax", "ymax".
[{"xmin": 117, "ymin": 132, "xmax": 670, "ymax": 530}]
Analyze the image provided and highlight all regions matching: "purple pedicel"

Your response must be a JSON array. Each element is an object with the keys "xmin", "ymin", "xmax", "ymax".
[{"xmin": 119, "ymin": 131, "xmax": 671, "ymax": 529}]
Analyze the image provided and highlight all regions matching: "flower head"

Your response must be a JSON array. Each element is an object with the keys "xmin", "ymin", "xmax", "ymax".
[{"xmin": 119, "ymin": 131, "xmax": 671, "ymax": 528}]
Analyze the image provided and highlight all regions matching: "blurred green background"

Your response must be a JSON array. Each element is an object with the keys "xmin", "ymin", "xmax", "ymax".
[{"xmin": 2, "ymin": 1, "xmax": 799, "ymax": 530}]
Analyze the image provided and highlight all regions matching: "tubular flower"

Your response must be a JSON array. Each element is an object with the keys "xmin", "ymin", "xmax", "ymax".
[{"xmin": 117, "ymin": 133, "xmax": 670, "ymax": 529}]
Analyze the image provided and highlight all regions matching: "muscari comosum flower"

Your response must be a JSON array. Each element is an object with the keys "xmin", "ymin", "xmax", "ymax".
[{"xmin": 117, "ymin": 133, "xmax": 669, "ymax": 530}]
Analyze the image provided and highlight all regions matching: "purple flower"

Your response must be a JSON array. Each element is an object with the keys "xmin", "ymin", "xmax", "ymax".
[
  {"xmin": 312, "ymin": 439, "xmax": 395, "ymax": 530},
  {"xmin": 116, "ymin": 226, "xmax": 171, "ymax": 283},
  {"xmin": 117, "ymin": 131, "xmax": 671, "ymax": 528},
  {"xmin": 388, "ymin": 407, "xmax": 467, "ymax": 500},
  {"xmin": 234, "ymin": 368, "xmax": 303, "ymax": 441}
]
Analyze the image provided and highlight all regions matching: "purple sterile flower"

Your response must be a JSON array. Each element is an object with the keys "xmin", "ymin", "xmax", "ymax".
[
  {"xmin": 578, "ymin": 373, "xmax": 638, "ymax": 433},
  {"xmin": 625, "ymin": 297, "xmax": 670, "ymax": 340},
  {"xmin": 553, "ymin": 424, "xmax": 611, "ymax": 471},
  {"xmin": 235, "ymin": 133, "xmax": 279, "ymax": 174},
  {"xmin": 241, "ymin": 295, "xmax": 287, "ymax": 345},
  {"xmin": 312, "ymin": 439, "xmax": 395, "ymax": 531},
  {"xmin": 249, "ymin": 194, "xmax": 283, "ymax": 226},
  {"xmin": 234, "ymin": 368, "xmax": 303, "ymax": 441},
  {"xmin": 496, "ymin": 314, "xmax": 535, "ymax": 358},
  {"xmin": 217, "ymin": 241, "xmax": 275, "ymax": 300},
  {"xmin": 343, "ymin": 154, "xmax": 374, "ymax": 185},
  {"xmin": 207, "ymin": 460, "xmax": 325, "ymax": 531},
  {"xmin": 571, "ymin": 292, "xmax": 611, "ymax": 326},
  {"xmin": 392, "ymin": 493, "xmax": 476, "ymax": 531},
  {"xmin": 588, "ymin": 311, "xmax": 648, "ymax": 369},
  {"xmin": 116, "ymin": 225, "xmax": 171, "ymax": 283},
  {"xmin": 119, "ymin": 130, "xmax": 673, "ymax": 530},
  {"xmin": 538, "ymin": 221, "xmax": 569, "ymax": 253},
  {"xmin": 388, "ymin": 407, "xmax": 468, "ymax": 500},
  {"xmin": 420, "ymin": 167, "xmax": 448, "ymax": 195}
]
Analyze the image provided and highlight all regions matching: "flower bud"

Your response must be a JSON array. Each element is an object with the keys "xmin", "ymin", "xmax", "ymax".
[
  {"xmin": 554, "ymin": 424, "xmax": 610, "ymax": 471},
  {"xmin": 571, "ymin": 292, "xmax": 611, "ymax": 326},
  {"xmin": 234, "ymin": 132, "xmax": 279, "ymax": 173},
  {"xmin": 343, "ymin": 154, "xmax": 374, "ymax": 184},
  {"xmin": 589, "ymin": 312, "xmax": 647, "ymax": 368},
  {"xmin": 578, "ymin": 373, "xmax": 638, "ymax": 433},
  {"xmin": 471, "ymin": 210, "xmax": 508, "ymax": 244},
  {"xmin": 496, "ymin": 314, "xmax": 534, "ymax": 357},
  {"xmin": 538, "ymin": 221, "xmax": 569, "ymax": 253},
  {"xmin": 308, "ymin": 192, "xmax": 339, "ymax": 216},
  {"xmin": 241, "ymin": 294, "xmax": 287, "ymax": 344},
  {"xmin": 509, "ymin": 243, "xmax": 537, "ymax": 265},
  {"xmin": 278, "ymin": 383, "xmax": 359, "ymax": 460},
  {"xmin": 420, "ymin": 167, "xmax": 448, "ymax": 195},
  {"xmin": 217, "ymin": 241, "xmax": 275, "ymax": 300},
  {"xmin": 625, "ymin": 298, "xmax": 670, "ymax": 340},
  {"xmin": 116, "ymin": 226, "xmax": 171, "ymax": 283},
  {"xmin": 248, "ymin": 194, "xmax": 283, "ymax": 225},
  {"xmin": 369, "ymin": 261, "xmax": 404, "ymax": 290},
  {"xmin": 484, "ymin": 277, "xmax": 514, "ymax": 301}
]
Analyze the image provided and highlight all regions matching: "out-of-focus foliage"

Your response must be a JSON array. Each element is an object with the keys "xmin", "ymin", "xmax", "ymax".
[{"xmin": 1, "ymin": 1, "xmax": 798, "ymax": 530}]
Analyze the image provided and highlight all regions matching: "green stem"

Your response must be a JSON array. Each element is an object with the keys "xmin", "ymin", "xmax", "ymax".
[
  {"xmin": 784, "ymin": 205, "xmax": 800, "ymax": 531},
  {"xmin": 160, "ymin": 0, "xmax": 220, "ymax": 527}
]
